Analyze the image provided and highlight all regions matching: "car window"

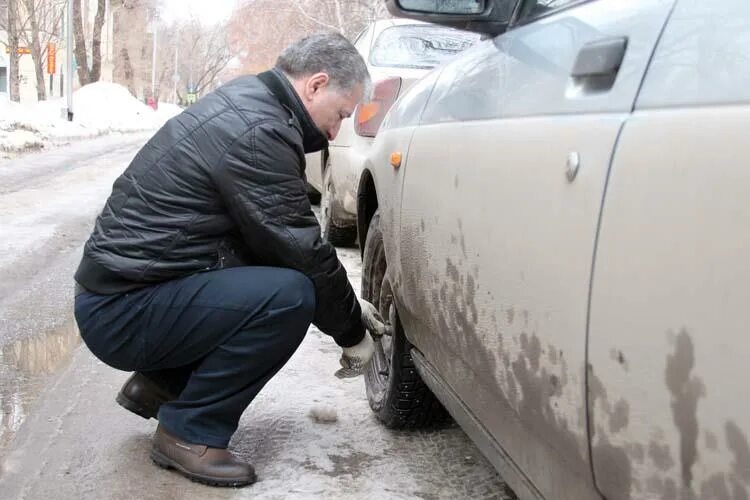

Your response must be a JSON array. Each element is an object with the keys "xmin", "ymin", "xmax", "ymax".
[{"xmin": 369, "ymin": 25, "xmax": 480, "ymax": 70}]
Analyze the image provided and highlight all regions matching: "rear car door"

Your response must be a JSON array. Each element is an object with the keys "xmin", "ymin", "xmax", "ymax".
[
  {"xmin": 587, "ymin": 1, "xmax": 750, "ymax": 498},
  {"xmin": 395, "ymin": 1, "xmax": 675, "ymax": 498}
]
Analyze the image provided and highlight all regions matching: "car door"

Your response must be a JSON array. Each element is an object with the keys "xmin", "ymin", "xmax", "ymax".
[
  {"xmin": 587, "ymin": 1, "xmax": 750, "ymax": 499},
  {"xmin": 395, "ymin": 1, "xmax": 675, "ymax": 498}
]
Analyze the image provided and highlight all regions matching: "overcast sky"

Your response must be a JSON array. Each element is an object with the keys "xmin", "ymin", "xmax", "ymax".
[{"xmin": 162, "ymin": 0, "xmax": 238, "ymax": 25}]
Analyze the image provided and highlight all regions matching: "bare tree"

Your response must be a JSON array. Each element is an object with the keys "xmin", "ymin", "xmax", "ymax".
[
  {"xmin": 289, "ymin": 0, "xmax": 391, "ymax": 37},
  {"xmin": 165, "ymin": 19, "xmax": 232, "ymax": 98},
  {"xmin": 72, "ymin": 0, "xmax": 89, "ymax": 84},
  {"xmin": 228, "ymin": 0, "xmax": 391, "ymax": 74},
  {"xmin": 6, "ymin": 0, "xmax": 20, "ymax": 101},
  {"xmin": 0, "ymin": 0, "xmax": 65, "ymax": 101},
  {"xmin": 22, "ymin": 0, "xmax": 44, "ymax": 99},
  {"xmin": 189, "ymin": 25, "xmax": 231, "ymax": 95},
  {"xmin": 89, "ymin": 0, "xmax": 105, "ymax": 82},
  {"xmin": 72, "ymin": 0, "xmax": 106, "ymax": 86},
  {"xmin": 18, "ymin": 0, "xmax": 64, "ymax": 100}
]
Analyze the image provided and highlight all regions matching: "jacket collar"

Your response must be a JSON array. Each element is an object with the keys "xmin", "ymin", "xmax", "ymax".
[{"xmin": 257, "ymin": 68, "xmax": 329, "ymax": 154}]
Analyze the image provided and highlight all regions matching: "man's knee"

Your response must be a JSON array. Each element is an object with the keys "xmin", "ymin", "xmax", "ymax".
[{"xmin": 273, "ymin": 268, "xmax": 316, "ymax": 326}]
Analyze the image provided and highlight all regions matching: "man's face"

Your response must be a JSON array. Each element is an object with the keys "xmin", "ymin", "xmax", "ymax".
[{"xmin": 298, "ymin": 73, "xmax": 364, "ymax": 141}]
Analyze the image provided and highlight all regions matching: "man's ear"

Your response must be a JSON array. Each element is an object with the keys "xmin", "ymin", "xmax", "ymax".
[{"xmin": 305, "ymin": 72, "xmax": 330, "ymax": 99}]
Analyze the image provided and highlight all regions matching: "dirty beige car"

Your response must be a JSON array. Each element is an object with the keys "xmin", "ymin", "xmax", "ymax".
[{"xmin": 358, "ymin": 0, "xmax": 750, "ymax": 499}]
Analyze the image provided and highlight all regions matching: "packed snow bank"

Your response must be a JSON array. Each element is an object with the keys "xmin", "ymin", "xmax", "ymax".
[{"xmin": 0, "ymin": 82, "xmax": 183, "ymax": 154}]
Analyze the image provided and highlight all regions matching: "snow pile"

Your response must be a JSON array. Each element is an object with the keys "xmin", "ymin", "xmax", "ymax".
[
  {"xmin": 308, "ymin": 405, "xmax": 339, "ymax": 424},
  {"xmin": 0, "ymin": 82, "xmax": 183, "ymax": 154}
]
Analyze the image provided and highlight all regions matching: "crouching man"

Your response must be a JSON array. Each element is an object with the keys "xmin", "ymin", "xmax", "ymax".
[{"xmin": 73, "ymin": 32, "xmax": 383, "ymax": 487}]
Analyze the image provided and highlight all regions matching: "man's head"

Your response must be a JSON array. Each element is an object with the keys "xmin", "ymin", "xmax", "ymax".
[{"xmin": 277, "ymin": 32, "xmax": 370, "ymax": 141}]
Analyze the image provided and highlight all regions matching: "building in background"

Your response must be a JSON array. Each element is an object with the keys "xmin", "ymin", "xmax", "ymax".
[
  {"xmin": 110, "ymin": 0, "xmax": 151, "ymax": 100},
  {"xmin": 0, "ymin": 0, "xmax": 8, "ymax": 97}
]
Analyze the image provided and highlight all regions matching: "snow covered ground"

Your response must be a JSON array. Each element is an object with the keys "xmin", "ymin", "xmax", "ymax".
[{"xmin": 0, "ymin": 82, "xmax": 181, "ymax": 155}]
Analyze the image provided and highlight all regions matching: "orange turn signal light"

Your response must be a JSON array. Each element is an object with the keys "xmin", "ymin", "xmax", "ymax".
[
  {"xmin": 390, "ymin": 152, "xmax": 402, "ymax": 169},
  {"xmin": 356, "ymin": 103, "xmax": 380, "ymax": 124}
]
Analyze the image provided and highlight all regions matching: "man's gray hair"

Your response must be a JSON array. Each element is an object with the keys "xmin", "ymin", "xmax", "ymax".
[{"xmin": 276, "ymin": 32, "xmax": 371, "ymax": 92}]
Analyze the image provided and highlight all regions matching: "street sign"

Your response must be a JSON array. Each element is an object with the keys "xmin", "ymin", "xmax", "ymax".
[
  {"xmin": 47, "ymin": 43, "xmax": 57, "ymax": 74},
  {"xmin": 4, "ymin": 47, "xmax": 31, "ymax": 55}
]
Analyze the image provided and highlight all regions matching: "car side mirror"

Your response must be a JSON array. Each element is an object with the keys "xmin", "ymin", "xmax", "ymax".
[{"xmin": 386, "ymin": 0, "xmax": 518, "ymax": 36}]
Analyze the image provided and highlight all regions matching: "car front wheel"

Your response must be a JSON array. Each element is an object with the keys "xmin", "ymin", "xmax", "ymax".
[{"xmin": 363, "ymin": 210, "xmax": 448, "ymax": 428}]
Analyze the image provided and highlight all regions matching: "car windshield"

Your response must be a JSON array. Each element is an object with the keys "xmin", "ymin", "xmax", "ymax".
[{"xmin": 370, "ymin": 25, "xmax": 480, "ymax": 69}]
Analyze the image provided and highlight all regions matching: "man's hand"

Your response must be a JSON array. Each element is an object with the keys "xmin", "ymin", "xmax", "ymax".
[
  {"xmin": 335, "ymin": 300, "xmax": 387, "ymax": 379},
  {"xmin": 360, "ymin": 299, "xmax": 388, "ymax": 338},
  {"xmin": 335, "ymin": 332, "xmax": 375, "ymax": 379}
]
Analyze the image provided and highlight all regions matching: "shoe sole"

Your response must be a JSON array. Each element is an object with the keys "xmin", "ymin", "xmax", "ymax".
[
  {"xmin": 150, "ymin": 449, "xmax": 257, "ymax": 487},
  {"xmin": 115, "ymin": 392, "xmax": 157, "ymax": 420}
]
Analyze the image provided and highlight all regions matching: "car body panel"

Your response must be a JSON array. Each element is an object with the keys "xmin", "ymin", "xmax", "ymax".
[
  {"xmin": 371, "ymin": 0, "xmax": 675, "ymax": 498},
  {"xmin": 398, "ymin": 113, "xmax": 621, "ymax": 500},
  {"xmin": 587, "ymin": 1, "xmax": 750, "ymax": 498},
  {"xmin": 636, "ymin": 0, "xmax": 750, "ymax": 110},
  {"xmin": 589, "ymin": 104, "xmax": 750, "ymax": 500}
]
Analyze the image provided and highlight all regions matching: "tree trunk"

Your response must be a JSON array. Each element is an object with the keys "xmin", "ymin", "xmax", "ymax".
[
  {"xmin": 23, "ymin": 0, "xmax": 46, "ymax": 101},
  {"xmin": 72, "ymin": 0, "xmax": 90, "ymax": 85},
  {"xmin": 7, "ymin": 0, "xmax": 20, "ymax": 101},
  {"xmin": 89, "ymin": 0, "xmax": 105, "ymax": 82}
]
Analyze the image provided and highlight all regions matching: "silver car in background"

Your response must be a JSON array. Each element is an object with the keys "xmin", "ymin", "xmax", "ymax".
[
  {"xmin": 357, "ymin": 0, "xmax": 750, "ymax": 499},
  {"xmin": 305, "ymin": 19, "xmax": 478, "ymax": 245}
]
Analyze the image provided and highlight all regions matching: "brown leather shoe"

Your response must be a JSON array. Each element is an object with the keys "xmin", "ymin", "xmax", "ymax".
[
  {"xmin": 115, "ymin": 373, "xmax": 177, "ymax": 420},
  {"xmin": 150, "ymin": 424, "xmax": 256, "ymax": 487}
]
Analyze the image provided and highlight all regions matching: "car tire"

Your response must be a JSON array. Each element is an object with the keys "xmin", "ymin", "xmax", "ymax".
[
  {"xmin": 307, "ymin": 183, "xmax": 321, "ymax": 205},
  {"xmin": 363, "ymin": 210, "xmax": 449, "ymax": 429},
  {"xmin": 321, "ymin": 164, "xmax": 356, "ymax": 247}
]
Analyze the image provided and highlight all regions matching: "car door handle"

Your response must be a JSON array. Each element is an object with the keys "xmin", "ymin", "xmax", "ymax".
[
  {"xmin": 571, "ymin": 37, "xmax": 628, "ymax": 78},
  {"xmin": 570, "ymin": 37, "xmax": 628, "ymax": 94}
]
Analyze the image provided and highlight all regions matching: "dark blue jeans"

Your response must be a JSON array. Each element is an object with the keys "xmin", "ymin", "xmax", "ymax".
[{"xmin": 74, "ymin": 267, "xmax": 315, "ymax": 448}]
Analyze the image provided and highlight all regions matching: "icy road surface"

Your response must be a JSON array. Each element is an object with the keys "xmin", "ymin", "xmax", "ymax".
[{"xmin": 0, "ymin": 134, "xmax": 511, "ymax": 499}]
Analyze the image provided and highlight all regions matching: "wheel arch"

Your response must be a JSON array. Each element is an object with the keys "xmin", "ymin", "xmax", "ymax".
[{"xmin": 357, "ymin": 167, "xmax": 379, "ymax": 256}]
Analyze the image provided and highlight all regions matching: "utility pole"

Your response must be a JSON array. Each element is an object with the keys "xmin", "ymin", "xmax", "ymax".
[
  {"xmin": 172, "ymin": 43, "xmax": 179, "ymax": 104},
  {"xmin": 66, "ymin": 0, "xmax": 73, "ymax": 120},
  {"xmin": 151, "ymin": 13, "xmax": 157, "ymax": 99}
]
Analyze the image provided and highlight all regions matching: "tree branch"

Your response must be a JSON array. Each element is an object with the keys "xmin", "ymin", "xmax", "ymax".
[{"xmin": 288, "ymin": 0, "xmax": 339, "ymax": 32}]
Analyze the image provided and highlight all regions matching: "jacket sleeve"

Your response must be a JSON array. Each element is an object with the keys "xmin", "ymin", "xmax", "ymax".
[{"xmin": 213, "ymin": 121, "xmax": 365, "ymax": 348}]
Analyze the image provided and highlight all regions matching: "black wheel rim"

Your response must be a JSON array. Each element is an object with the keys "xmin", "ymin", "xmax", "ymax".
[{"xmin": 366, "ymin": 230, "xmax": 392, "ymax": 390}]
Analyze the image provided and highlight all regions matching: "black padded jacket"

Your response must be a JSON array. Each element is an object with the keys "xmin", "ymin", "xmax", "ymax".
[{"xmin": 74, "ymin": 69, "xmax": 364, "ymax": 347}]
